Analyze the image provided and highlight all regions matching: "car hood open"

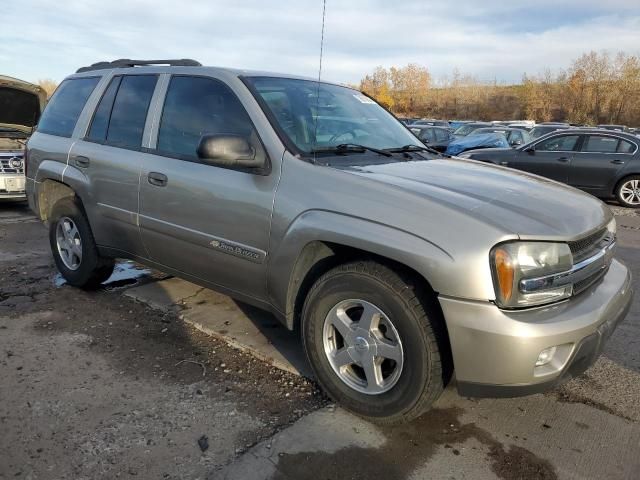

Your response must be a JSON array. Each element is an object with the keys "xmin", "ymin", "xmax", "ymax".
[
  {"xmin": 339, "ymin": 157, "xmax": 611, "ymax": 239},
  {"xmin": 0, "ymin": 75, "xmax": 47, "ymax": 134}
]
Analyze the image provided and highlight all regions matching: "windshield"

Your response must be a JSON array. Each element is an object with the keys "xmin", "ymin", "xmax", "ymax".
[{"xmin": 245, "ymin": 77, "xmax": 421, "ymax": 154}]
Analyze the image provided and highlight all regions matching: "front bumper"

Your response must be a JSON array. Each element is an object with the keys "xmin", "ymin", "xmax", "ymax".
[
  {"xmin": 0, "ymin": 173, "xmax": 26, "ymax": 199},
  {"xmin": 439, "ymin": 259, "xmax": 632, "ymax": 397}
]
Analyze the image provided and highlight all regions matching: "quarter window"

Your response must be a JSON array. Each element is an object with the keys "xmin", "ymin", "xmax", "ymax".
[
  {"xmin": 106, "ymin": 75, "xmax": 158, "ymax": 148},
  {"xmin": 582, "ymin": 135, "xmax": 620, "ymax": 154},
  {"xmin": 618, "ymin": 139, "xmax": 636, "ymax": 154},
  {"xmin": 157, "ymin": 76, "xmax": 256, "ymax": 158},
  {"xmin": 535, "ymin": 135, "xmax": 579, "ymax": 152},
  {"xmin": 37, "ymin": 77, "xmax": 100, "ymax": 137}
]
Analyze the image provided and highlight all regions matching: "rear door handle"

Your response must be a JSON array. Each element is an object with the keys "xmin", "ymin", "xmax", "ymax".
[
  {"xmin": 610, "ymin": 159, "xmax": 625, "ymax": 165},
  {"xmin": 73, "ymin": 156, "xmax": 90, "ymax": 168},
  {"xmin": 557, "ymin": 157, "xmax": 570, "ymax": 163},
  {"xmin": 148, "ymin": 172, "xmax": 168, "ymax": 187}
]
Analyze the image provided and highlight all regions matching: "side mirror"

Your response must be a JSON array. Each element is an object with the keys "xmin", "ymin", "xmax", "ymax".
[
  {"xmin": 510, "ymin": 139, "xmax": 523, "ymax": 146},
  {"xmin": 197, "ymin": 134, "xmax": 265, "ymax": 169}
]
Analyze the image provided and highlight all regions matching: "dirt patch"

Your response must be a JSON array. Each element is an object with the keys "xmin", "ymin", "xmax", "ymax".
[
  {"xmin": 272, "ymin": 407, "xmax": 557, "ymax": 480},
  {"xmin": 0, "ymin": 215, "xmax": 327, "ymax": 479}
]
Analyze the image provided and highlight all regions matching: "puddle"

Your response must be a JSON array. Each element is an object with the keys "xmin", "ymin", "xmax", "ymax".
[
  {"xmin": 273, "ymin": 407, "xmax": 557, "ymax": 480},
  {"xmin": 53, "ymin": 261, "xmax": 166, "ymax": 289}
]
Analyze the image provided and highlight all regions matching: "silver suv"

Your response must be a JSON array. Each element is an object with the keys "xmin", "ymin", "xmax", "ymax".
[{"xmin": 26, "ymin": 59, "xmax": 632, "ymax": 423}]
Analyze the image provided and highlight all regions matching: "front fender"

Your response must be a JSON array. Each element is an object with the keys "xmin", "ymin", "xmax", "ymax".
[{"xmin": 267, "ymin": 209, "xmax": 454, "ymax": 325}]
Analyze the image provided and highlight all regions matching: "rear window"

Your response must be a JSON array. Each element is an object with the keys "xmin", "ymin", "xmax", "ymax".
[
  {"xmin": 37, "ymin": 77, "xmax": 100, "ymax": 137},
  {"xmin": 105, "ymin": 75, "xmax": 158, "ymax": 148},
  {"xmin": 582, "ymin": 135, "xmax": 619, "ymax": 153}
]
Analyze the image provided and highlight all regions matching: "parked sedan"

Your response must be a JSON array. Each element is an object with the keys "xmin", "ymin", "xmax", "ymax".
[
  {"xmin": 597, "ymin": 124, "xmax": 629, "ymax": 132},
  {"xmin": 458, "ymin": 129, "xmax": 640, "ymax": 207},
  {"xmin": 472, "ymin": 127, "xmax": 531, "ymax": 147},
  {"xmin": 409, "ymin": 125, "xmax": 453, "ymax": 152},
  {"xmin": 409, "ymin": 119, "xmax": 450, "ymax": 128},
  {"xmin": 452, "ymin": 122, "xmax": 492, "ymax": 137},
  {"xmin": 528, "ymin": 124, "xmax": 572, "ymax": 140}
]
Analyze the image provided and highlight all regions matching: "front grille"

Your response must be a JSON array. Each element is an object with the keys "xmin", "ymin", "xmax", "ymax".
[
  {"xmin": 568, "ymin": 227, "xmax": 609, "ymax": 263},
  {"xmin": 573, "ymin": 266, "xmax": 608, "ymax": 295},
  {"xmin": 0, "ymin": 155, "xmax": 24, "ymax": 174}
]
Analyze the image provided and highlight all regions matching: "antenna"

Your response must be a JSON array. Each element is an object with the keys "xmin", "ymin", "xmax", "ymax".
[{"xmin": 312, "ymin": 0, "xmax": 327, "ymax": 162}]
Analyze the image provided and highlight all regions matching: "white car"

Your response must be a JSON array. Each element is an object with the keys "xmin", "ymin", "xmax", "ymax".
[{"xmin": 0, "ymin": 75, "xmax": 46, "ymax": 200}]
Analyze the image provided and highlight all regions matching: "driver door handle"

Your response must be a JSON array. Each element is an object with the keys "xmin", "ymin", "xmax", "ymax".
[
  {"xmin": 148, "ymin": 172, "xmax": 168, "ymax": 187},
  {"xmin": 557, "ymin": 157, "xmax": 570, "ymax": 163},
  {"xmin": 610, "ymin": 159, "xmax": 625, "ymax": 165},
  {"xmin": 73, "ymin": 155, "xmax": 90, "ymax": 168}
]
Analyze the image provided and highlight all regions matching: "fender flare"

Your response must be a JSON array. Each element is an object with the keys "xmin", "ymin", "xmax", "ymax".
[{"xmin": 267, "ymin": 209, "xmax": 453, "ymax": 328}]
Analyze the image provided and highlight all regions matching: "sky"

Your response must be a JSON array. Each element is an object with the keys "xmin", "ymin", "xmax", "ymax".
[{"xmin": 2, "ymin": 0, "xmax": 640, "ymax": 86}]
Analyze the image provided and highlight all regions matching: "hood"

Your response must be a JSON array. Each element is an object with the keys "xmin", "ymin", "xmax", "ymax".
[
  {"xmin": 445, "ymin": 133, "xmax": 510, "ymax": 156},
  {"xmin": 339, "ymin": 158, "xmax": 610, "ymax": 239},
  {"xmin": 0, "ymin": 75, "xmax": 47, "ymax": 133}
]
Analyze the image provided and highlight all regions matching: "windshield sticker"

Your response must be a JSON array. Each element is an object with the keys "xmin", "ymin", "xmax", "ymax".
[{"xmin": 353, "ymin": 94, "xmax": 376, "ymax": 104}]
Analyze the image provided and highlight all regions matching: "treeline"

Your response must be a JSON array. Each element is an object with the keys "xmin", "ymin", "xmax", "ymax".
[{"xmin": 360, "ymin": 51, "xmax": 640, "ymax": 126}]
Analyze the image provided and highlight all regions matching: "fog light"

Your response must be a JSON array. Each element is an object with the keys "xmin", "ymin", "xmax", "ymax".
[{"xmin": 535, "ymin": 346, "xmax": 557, "ymax": 367}]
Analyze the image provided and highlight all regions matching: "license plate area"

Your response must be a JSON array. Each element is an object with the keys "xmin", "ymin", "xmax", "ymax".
[{"xmin": 3, "ymin": 176, "xmax": 25, "ymax": 192}]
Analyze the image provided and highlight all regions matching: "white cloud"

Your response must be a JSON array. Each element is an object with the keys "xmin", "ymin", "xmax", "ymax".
[{"xmin": 0, "ymin": 0, "xmax": 639, "ymax": 85}]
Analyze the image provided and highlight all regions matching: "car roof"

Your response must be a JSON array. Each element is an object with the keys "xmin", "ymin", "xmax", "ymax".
[
  {"xmin": 411, "ymin": 125, "xmax": 450, "ymax": 131},
  {"xmin": 68, "ymin": 63, "xmax": 353, "ymax": 90},
  {"xmin": 536, "ymin": 128, "xmax": 640, "ymax": 142}
]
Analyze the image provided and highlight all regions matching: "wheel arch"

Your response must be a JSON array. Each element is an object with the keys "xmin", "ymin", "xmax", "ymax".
[
  {"xmin": 613, "ymin": 173, "xmax": 640, "ymax": 205},
  {"xmin": 36, "ymin": 179, "xmax": 77, "ymax": 223},
  {"xmin": 271, "ymin": 211, "xmax": 453, "ymax": 332}
]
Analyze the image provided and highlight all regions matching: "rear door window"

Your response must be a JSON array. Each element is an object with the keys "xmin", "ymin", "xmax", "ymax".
[
  {"xmin": 86, "ymin": 76, "xmax": 121, "ymax": 142},
  {"xmin": 105, "ymin": 75, "xmax": 158, "ymax": 148},
  {"xmin": 156, "ymin": 76, "xmax": 256, "ymax": 159},
  {"xmin": 535, "ymin": 135, "xmax": 579, "ymax": 152},
  {"xmin": 581, "ymin": 135, "xmax": 620, "ymax": 154},
  {"xmin": 37, "ymin": 77, "xmax": 100, "ymax": 137}
]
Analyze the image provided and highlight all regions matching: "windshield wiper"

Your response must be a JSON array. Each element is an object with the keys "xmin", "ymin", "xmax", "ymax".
[
  {"xmin": 311, "ymin": 143, "xmax": 392, "ymax": 157},
  {"xmin": 385, "ymin": 144, "xmax": 443, "ymax": 156}
]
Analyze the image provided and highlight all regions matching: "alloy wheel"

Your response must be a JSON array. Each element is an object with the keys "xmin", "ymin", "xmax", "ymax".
[
  {"xmin": 56, "ymin": 217, "xmax": 82, "ymax": 270},
  {"xmin": 620, "ymin": 179, "xmax": 640, "ymax": 206},
  {"xmin": 322, "ymin": 299, "xmax": 404, "ymax": 395}
]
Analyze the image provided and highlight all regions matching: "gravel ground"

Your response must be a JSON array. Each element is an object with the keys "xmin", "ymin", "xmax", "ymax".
[{"xmin": 0, "ymin": 204, "xmax": 325, "ymax": 479}]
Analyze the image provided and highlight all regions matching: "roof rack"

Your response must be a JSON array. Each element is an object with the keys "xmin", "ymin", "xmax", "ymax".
[{"xmin": 76, "ymin": 58, "xmax": 202, "ymax": 73}]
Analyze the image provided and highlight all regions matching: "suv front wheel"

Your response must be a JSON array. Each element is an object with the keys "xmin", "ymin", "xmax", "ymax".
[
  {"xmin": 302, "ymin": 260, "xmax": 448, "ymax": 424},
  {"xmin": 49, "ymin": 198, "xmax": 115, "ymax": 288}
]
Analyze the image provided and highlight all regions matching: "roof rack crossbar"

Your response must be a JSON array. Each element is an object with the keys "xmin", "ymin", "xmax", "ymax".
[{"xmin": 76, "ymin": 59, "xmax": 202, "ymax": 73}]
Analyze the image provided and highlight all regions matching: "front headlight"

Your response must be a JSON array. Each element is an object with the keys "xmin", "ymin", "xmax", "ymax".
[{"xmin": 490, "ymin": 242, "xmax": 573, "ymax": 308}]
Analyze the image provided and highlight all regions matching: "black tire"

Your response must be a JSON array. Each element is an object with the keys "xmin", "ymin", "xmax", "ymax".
[
  {"xmin": 49, "ymin": 197, "xmax": 115, "ymax": 289},
  {"xmin": 615, "ymin": 175, "xmax": 640, "ymax": 208},
  {"xmin": 302, "ymin": 260, "xmax": 448, "ymax": 424}
]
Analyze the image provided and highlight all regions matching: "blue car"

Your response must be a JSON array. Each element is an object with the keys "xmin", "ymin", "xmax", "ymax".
[{"xmin": 445, "ymin": 133, "xmax": 510, "ymax": 156}]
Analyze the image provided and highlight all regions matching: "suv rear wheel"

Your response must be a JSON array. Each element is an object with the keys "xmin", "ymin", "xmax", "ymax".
[
  {"xmin": 302, "ymin": 260, "xmax": 448, "ymax": 424},
  {"xmin": 49, "ymin": 198, "xmax": 115, "ymax": 288}
]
